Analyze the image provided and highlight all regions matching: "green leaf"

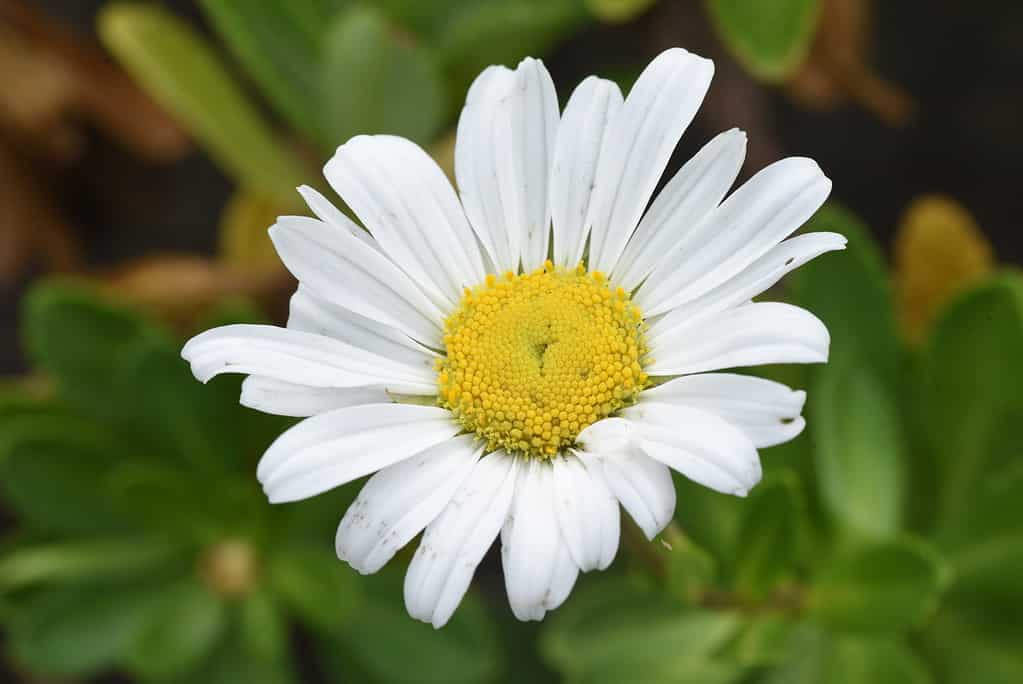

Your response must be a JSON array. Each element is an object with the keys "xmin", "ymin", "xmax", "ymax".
[
  {"xmin": 731, "ymin": 472, "xmax": 804, "ymax": 597},
  {"xmin": 923, "ymin": 610, "xmax": 1023, "ymax": 684},
  {"xmin": 731, "ymin": 616, "xmax": 795, "ymax": 666},
  {"xmin": 812, "ymin": 355, "xmax": 905, "ymax": 539},
  {"xmin": 809, "ymin": 539, "xmax": 947, "ymax": 634},
  {"xmin": 542, "ymin": 576, "xmax": 741, "ymax": 679},
  {"xmin": 267, "ymin": 544, "xmax": 361, "ymax": 633},
  {"xmin": 125, "ymin": 579, "xmax": 229, "ymax": 681},
  {"xmin": 705, "ymin": 0, "xmax": 821, "ymax": 81},
  {"xmin": 672, "ymin": 472, "xmax": 747, "ymax": 567},
  {"xmin": 331, "ymin": 570, "xmax": 500, "ymax": 684},
  {"xmin": 585, "ymin": 0, "xmax": 657, "ymax": 24},
  {"xmin": 322, "ymin": 5, "xmax": 445, "ymax": 145},
  {"xmin": 765, "ymin": 626, "xmax": 932, "ymax": 684},
  {"xmin": 0, "ymin": 538, "xmax": 184, "ymax": 590},
  {"xmin": 98, "ymin": 3, "xmax": 307, "ymax": 203},
  {"xmin": 665, "ymin": 537, "xmax": 717, "ymax": 604},
  {"xmin": 916, "ymin": 274, "xmax": 1023, "ymax": 526}
]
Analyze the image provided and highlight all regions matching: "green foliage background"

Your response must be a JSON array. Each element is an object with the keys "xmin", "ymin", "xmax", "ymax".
[{"xmin": 1, "ymin": 0, "xmax": 1021, "ymax": 682}]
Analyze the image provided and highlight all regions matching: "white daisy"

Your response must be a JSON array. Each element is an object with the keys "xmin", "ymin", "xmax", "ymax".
[{"xmin": 182, "ymin": 47, "xmax": 842, "ymax": 628}]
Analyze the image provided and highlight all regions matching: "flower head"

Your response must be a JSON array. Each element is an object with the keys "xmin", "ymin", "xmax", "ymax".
[{"xmin": 182, "ymin": 47, "xmax": 842, "ymax": 628}]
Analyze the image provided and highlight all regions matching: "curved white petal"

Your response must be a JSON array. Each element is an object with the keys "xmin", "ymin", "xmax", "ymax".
[
  {"xmin": 502, "ymin": 459, "xmax": 561, "ymax": 621},
  {"xmin": 612, "ymin": 129, "xmax": 747, "ymax": 291},
  {"xmin": 296, "ymin": 185, "xmax": 377, "ymax": 250},
  {"xmin": 269, "ymin": 216, "xmax": 444, "ymax": 348},
  {"xmin": 624, "ymin": 402, "xmax": 761, "ymax": 497},
  {"xmin": 576, "ymin": 417, "xmax": 636, "ymax": 456},
  {"xmin": 637, "ymin": 157, "xmax": 832, "ymax": 316},
  {"xmin": 573, "ymin": 450, "xmax": 621, "ymax": 570},
  {"xmin": 240, "ymin": 376, "xmax": 389, "ymax": 417},
  {"xmin": 455, "ymin": 59, "xmax": 558, "ymax": 273},
  {"xmin": 598, "ymin": 447, "xmax": 676, "ymax": 540},
  {"xmin": 552, "ymin": 453, "xmax": 619, "ymax": 571},
  {"xmin": 325, "ymin": 135, "xmax": 486, "ymax": 308},
  {"xmin": 545, "ymin": 542, "xmax": 579, "ymax": 612},
  {"xmin": 588, "ymin": 48, "xmax": 714, "ymax": 274},
  {"xmin": 404, "ymin": 452, "xmax": 519, "ymax": 628},
  {"xmin": 288, "ymin": 287, "xmax": 437, "ymax": 369},
  {"xmin": 181, "ymin": 324, "xmax": 436, "ymax": 395},
  {"xmin": 256, "ymin": 404, "xmax": 459, "ymax": 503},
  {"xmin": 648, "ymin": 231, "xmax": 847, "ymax": 331},
  {"xmin": 336, "ymin": 435, "xmax": 481, "ymax": 574},
  {"xmin": 647, "ymin": 302, "xmax": 830, "ymax": 376},
  {"xmin": 550, "ymin": 76, "xmax": 623, "ymax": 268},
  {"xmin": 642, "ymin": 373, "xmax": 806, "ymax": 448}
]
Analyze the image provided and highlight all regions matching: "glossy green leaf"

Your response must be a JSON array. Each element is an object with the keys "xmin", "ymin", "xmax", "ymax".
[
  {"xmin": 268, "ymin": 544, "xmax": 361, "ymax": 633},
  {"xmin": 585, "ymin": 0, "xmax": 657, "ymax": 24},
  {"xmin": 99, "ymin": 3, "xmax": 307, "ymax": 203},
  {"xmin": 917, "ymin": 274, "xmax": 1023, "ymax": 526},
  {"xmin": 812, "ymin": 355, "xmax": 905, "ymax": 539},
  {"xmin": 732, "ymin": 472, "xmax": 804, "ymax": 597},
  {"xmin": 125, "ymin": 579, "xmax": 229, "ymax": 681},
  {"xmin": 322, "ymin": 5, "xmax": 445, "ymax": 145},
  {"xmin": 0, "ymin": 538, "xmax": 183, "ymax": 590},
  {"xmin": 705, "ymin": 0, "xmax": 821, "ymax": 81},
  {"xmin": 809, "ymin": 539, "xmax": 946, "ymax": 634}
]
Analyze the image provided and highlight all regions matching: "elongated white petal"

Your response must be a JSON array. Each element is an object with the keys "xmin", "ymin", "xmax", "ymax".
[
  {"xmin": 256, "ymin": 404, "xmax": 459, "ymax": 503},
  {"xmin": 296, "ymin": 185, "xmax": 377, "ymax": 250},
  {"xmin": 552, "ymin": 453, "xmax": 617, "ymax": 571},
  {"xmin": 647, "ymin": 302, "xmax": 830, "ymax": 376},
  {"xmin": 599, "ymin": 447, "xmax": 676, "ymax": 540},
  {"xmin": 336, "ymin": 435, "xmax": 481, "ymax": 574},
  {"xmin": 573, "ymin": 450, "xmax": 621, "ymax": 570},
  {"xmin": 455, "ymin": 59, "xmax": 558, "ymax": 273},
  {"xmin": 588, "ymin": 48, "xmax": 714, "ymax": 274},
  {"xmin": 550, "ymin": 76, "xmax": 623, "ymax": 268},
  {"xmin": 288, "ymin": 287, "xmax": 437, "ymax": 369},
  {"xmin": 546, "ymin": 541, "xmax": 579, "ymax": 611},
  {"xmin": 648, "ymin": 232, "xmax": 846, "ymax": 332},
  {"xmin": 240, "ymin": 376, "xmax": 389, "ymax": 417},
  {"xmin": 326, "ymin": 135, "xmax": 486, "ymax": 309},
  {"xmin": 502, "ymin": 460, "xmax": 562, "ymax": 621},
  {"xmin": 642, "ymin": 373, "xmax": 806, "ymax": 448},
  {"xmin": 269, "ymin": 216, "xmax": 444, "ymax": 348},
  {"xmin": 612, "ymin": 129, "xmax": 746, "ymax": 291},
  {"xmin": 182, "ymin": 324, "xmax": 436, "ymax": 395},
  {"xmin": 624, "ymin": 403, "xmax": 761, "ymax": 497},
  {"xmin": 637, "ymin": 158, "xmax": 832, "ymax": 316},
  {"xmin": 404, "ymin": 452, "xmax": 519, "ymax": 628}
]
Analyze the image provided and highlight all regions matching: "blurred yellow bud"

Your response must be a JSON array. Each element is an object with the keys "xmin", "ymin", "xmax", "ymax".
[{"xmin": 199, "ymin": 538, "xmax": 259, "ymax": 598}]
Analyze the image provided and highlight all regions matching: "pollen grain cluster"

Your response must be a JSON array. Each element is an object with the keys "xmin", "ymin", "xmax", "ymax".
[{"xmin": 438, "ymin": 262, "xmax": 648, "ymax": 459}]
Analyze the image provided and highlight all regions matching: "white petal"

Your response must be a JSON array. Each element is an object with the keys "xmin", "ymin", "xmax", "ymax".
[
  {"xmin": 404, "ymin": 452, "xmax": 519, "ymax": 628},
  {"xmin": 642, "ymin": 373, "xmax": 807, "ymax": 448},
  {"xmin": 598, "ymin": 447, "xmax": 676, "ymax": 540},
  {"xmin": 550, "ymin": 76, "xmax": 623, "ymax": 269},
  {"xmin": 637, "ymin": 157, "xmax": 832, "ymax": 316},
  {"xmin": 455, "ymin": 59, "xmax": 559, "ymax": 273},
  {"xmin": 288, "ymin": 287, "xmax": 437, "ymax": 369},
  {"xmin": 624, "ymin": 402, "xmax": 761, "ymax": 497},
  {"xmin": 240, "ymin": 376, "xmax": 389, "ymax": 417},
  {"xmin": 573, "ymin": 450, "xmax": 622, "ymax": 570},
  {"xmin": 552, "ymin": 453, "xmax": 617, "ymax": 571},
  {"xmin": 545, "ymin": 541, "xmax": 579, "ymax": 611},
  {"xmin": 325, "ymin": 136, "xmax": 486, "ymax": 308},
  {"xmin": 296, "ymin": 185, "xmax": 377, "ymax": 250},
  {"xmin": 648, "ymin": 232, "xmax": 846, "ymax": 331},
  {"xmin": 588, "ymin": 48, "xmax": 714, "ymax": 274},
  {"xmin": 501, "ymin": 459, "xmax": 560, "ymax": 621},
  {"xmin": 269, "ymin": 216, "xmax": 444, "ymax": 348},
  {"xmin": 336, "ymin": 434, "xmax": 481, "ymax": 574},
  {"xmin": 576, "ymin": 417, "xmax": 636, "ymax": 456},
  {"xmin": 181, "ymin": 324, "xmax": 436, "ymax": 395},
  {"xmin": 256, "ymin": 403, "xmax": 459, "ymax": 503},
  {"xmin": 612, "ymin": 129, "xmax": 747, "ymax": 291},
  {"xmin": 647, "ymin": 302, "xmax": 830, "ymax": 376}
]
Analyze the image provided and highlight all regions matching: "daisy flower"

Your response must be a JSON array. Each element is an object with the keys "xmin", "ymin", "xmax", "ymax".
[{"xmin": 182, "ymin": 47, "xmax": 842, "ymax": 628}]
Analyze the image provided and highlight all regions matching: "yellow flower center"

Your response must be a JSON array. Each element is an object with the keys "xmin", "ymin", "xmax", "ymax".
[{"xmin": 438, "ymin": 261, "xmax": 649, "ymax": 459}]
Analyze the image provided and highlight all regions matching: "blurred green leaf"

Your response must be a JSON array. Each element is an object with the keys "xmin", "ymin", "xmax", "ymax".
[
  {"xmin": 916, "ymin": 274, "xmax": 1023, "ymax": 526},
  {"xmin": 923, "ymin": 610, "xmax": 1023, "ymax": 684},
  {"xmin": 239, "ymin": 589, "xmax": 291, "ymax": 662},
  {"xmin": 731, "ymin": 472, "xmax": 803, "ymax": 597},
  {"xmin": 765, "ymin": 625, "xmax": 932, "ymax": 684},
  {"xmin": 268, "ymin": 544, "xmax": 361, "ymax": 633},
  {"xmin": 705, "ymin": 0, "xmax": 821, "ymax": 82},
  {"xmin": 665, "ymin": 536, "xmax": 717, "ymax": 604},
  {"xmin": 99, "ymin": 3, "xmax": 307, "ymax": 203},
  {"xmin": 809, "ymin": 539, "xmax": 946, "ymax": 634},
  {"xmin": 585, "ymin": 0, "xmax": 657, "ymax": 24},
  {"xmin": 322, "ymin": 5, "xmax": 445, "ymax": 145},
  {"xmin": 731, "ymin": 616, "xmax": 794, "ymax": 667},
  {"xmin": 125, "ymin": 578, "xmax": 229, "ymax": 681},
  {"xmin": 542, "ymin": 576, "xmax": 741, "ymax": 680},
  {"xmin": 672, "ymin": 473, "xmax": 746, "ymax": 568},
  {"xmin": 812, "ymin": 355, "xmax": 905, "ymax": 539},
  {"xmin": 0, "ymin": 538, "xmax": 183, "ymax": 590}
]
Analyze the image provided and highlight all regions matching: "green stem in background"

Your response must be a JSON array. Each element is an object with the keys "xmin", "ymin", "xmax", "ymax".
[{"xmin": 98, "ymin": 3, "xmax": 308, "ymax": 207}]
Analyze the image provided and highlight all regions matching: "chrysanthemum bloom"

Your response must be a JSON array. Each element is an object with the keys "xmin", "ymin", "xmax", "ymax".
[{"xmin": 183, "ymin": 48, "xmax": 842, "ymax": 628}]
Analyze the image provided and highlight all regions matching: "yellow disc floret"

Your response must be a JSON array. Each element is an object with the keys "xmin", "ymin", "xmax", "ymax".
[{"xmin": 438, "ymin": 261, "xmax": 648, "ymax": 459}]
